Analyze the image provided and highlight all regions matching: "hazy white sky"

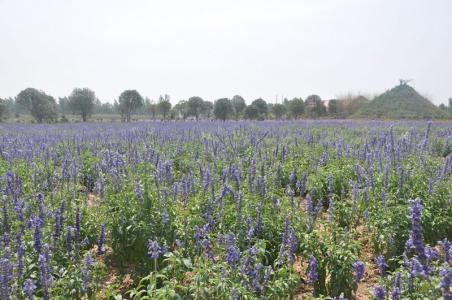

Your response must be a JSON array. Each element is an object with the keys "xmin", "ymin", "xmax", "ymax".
[{"xmin": 1, "ymin": 0, "xmax": 451, "ymax": 105}]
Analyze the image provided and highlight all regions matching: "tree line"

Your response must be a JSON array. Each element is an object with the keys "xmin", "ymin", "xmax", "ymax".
[{"xmin": 1, "ymin": 87, "xmax": 451, "ymax": 122}]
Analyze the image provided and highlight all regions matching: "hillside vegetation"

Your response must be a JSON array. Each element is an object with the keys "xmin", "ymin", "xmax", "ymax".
[{"xmin": 353, "ymin": 84, "xmax": 449, "ymax": 119}]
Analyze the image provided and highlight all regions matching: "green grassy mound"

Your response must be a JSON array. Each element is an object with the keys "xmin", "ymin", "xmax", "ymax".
[{"xmin": 353, "ymin": 84, "xmax": 448, "ymax": 119}]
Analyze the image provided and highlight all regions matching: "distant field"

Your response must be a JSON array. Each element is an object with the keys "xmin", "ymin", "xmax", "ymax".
[
  {"xmin": 3, "ymin": 113, "xmax": 451, "ymax": 125},
  {"xmin": 3, "ymin": 113, "xmax": 152, "ymax": 123}
]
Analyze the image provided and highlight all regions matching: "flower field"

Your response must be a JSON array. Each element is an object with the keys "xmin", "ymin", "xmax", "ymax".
[{"xmin": 0, "ymin": 120, "xmax": 451, "ymax": 299}]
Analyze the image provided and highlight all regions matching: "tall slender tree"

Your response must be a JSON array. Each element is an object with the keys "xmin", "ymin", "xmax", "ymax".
[
  {"xmin": 157, "ymin": 94, "xmax": 172, "ymax": 120},
  {"xmin": 146, "ymin": 98, "xmax": 158, "ymax": 120}
]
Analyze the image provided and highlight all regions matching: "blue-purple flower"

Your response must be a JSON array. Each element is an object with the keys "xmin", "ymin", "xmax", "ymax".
[
  {"xmin": 38, "ymin": 244, "xmax": 52, "ymax": 300},
  {"xmin": 82, "ymin": 252, "xmax": 95, "ymax": 293},
  {"xmin": 353, "ymin": 260, "xmax": 365, "ymax": 283},
  {"xmin": 409, "ymin": 198, "xmax": 426, "ymax": 263},
  {"xmin": 32, "ymin": 216, "xmax": 43, "ymax": 254},
  {"xmin": 391, "ymin": 272, "xmax": 402, "ymax": 300},
  {"xmin": 96, "ymin": 224, "xmax": 106, "ymax": 255},
  {"xmin": 439, "ymin": 238, "xmax": 451, "ymax": 263},
  {"xmin": 23, "ymin": 278, "xmax": 36, "ymax": 300},
  {"xmin": 439, "ymin": 267, "xmax": 451, "ymax": 299},
  {"xmin": 226, "ymin": 244, "xmax": 241, "ymax": 270},
  {"xmin": 373, "ymin": 285, "xmax": 386, "ymax": 300},
  {"xmin": 308, "ymin": 256, "xmax": 319, "ymax": 283},
  {"xmin": 147, "ymin": 240, "xmax": 161, "ymax": 259},
  {"xmin": 375, "ymin": 255, "xmax": 388, "ymax": 277},
  {"xmin": 0, "ymin": 247, "xmax": 13, "ymax": 299}
]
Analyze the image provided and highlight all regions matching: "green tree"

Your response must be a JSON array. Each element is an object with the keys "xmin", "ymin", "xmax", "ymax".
[
  {"xmin": 92, "ymin": 98, "xmax": 102, "ymax": 114},
  {"xmin": 68, "ymin": 88, "xmax": 96, "ymax": 122},
  {"xmin": 289, "ymin": 98, "xmax": 304, "ymax": 119},
  {"xmin": 157, "ymin": 94, "xmax": 172, "ymax": 120},
  {"xmin": 3, "ymin": 97, "xmax": 17, "ymax": 115},
  {"xmin": 113, "ymin": 100, "xmax": 119, "ymax": 113},
  {"xmin": 305, "ymin": 94, "xmax": 326, "ymax": 118},
  {"xmin": 231, "ymin": 95, "xmax": 246, "ymax": 119},
  {"xmin": 272, "ymin": 103, "xmax": 286, "ymax": 119},
  {"xmin": 58, "ymin": 97, "xmax": 70, "ymax": 114},
  {"xmin": 187, "ymin": 96, "xmax": 205, "ymax": 120},
  {"xmin": 118, "ymin": 90, "xmax": 144, "ymax": 122},
  {"xmin": 147, "ymin": 100, "xmax": 158, "ymax": 120},
  {"xmin": 328, "ymin": 99, "xmax": 339, "ymax": 116},
  {"xmin": 172, "ymin": 100, "xmax": 188, "ymax": 120},
  {"xmin": 16, "ymin": 88, "xmax": 58, "ymax": 123},
  {"xmin": 99, "ymin": 102, "xmax": 115, "ymax": 114},
  {"xmin": 251, "ymin": 98, "xmax": 268, "ymax": 119},
  {"xmin": 213, "ymin": 98, "xmax": 233, "ymax": 121},
  {"xmin": 201, "ymin": 101, "xmax": 213, "ymax": 118},
  {"xmin": 143, "ymin": 97, "xmax": 151, "ymax": 118},
  {"xmin": 244, "ymin": 105, "xmax": 259, "ymax": 120},
  {"xmin": 449, "ymin": 98, "xmax": 452, "ymax": 115},
  {"xmin": 0, "ymin": 98, "xmax": 8, "ymax": 121}
]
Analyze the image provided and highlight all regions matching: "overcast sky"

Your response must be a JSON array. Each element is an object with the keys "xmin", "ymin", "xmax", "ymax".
[{"xmin": 1, "ymin": 0, "xmax": 451, "ymax": 105}]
